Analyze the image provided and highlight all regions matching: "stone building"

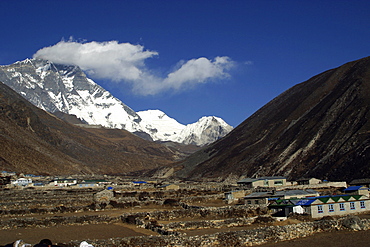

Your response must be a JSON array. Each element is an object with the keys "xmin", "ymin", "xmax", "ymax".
[
  {"xmin": 225, "ymin": 190, "xmax": 246, "ymax": 203},
  {"xmin": 237, "ymin": 177, "xmax": 287, "ymax": 188},
  {"xmin": 296, "ymin": 178, "xmax": 321, "ymax": 185}
]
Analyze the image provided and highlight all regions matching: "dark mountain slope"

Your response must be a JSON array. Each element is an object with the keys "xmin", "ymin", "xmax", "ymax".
[
  {"xmin": 0, "ymin": 81, "xmax": 177, "ymax": 175},
  {"xmin": 175, "ymin": 56, "xmax": 370, "ymax": 182}
]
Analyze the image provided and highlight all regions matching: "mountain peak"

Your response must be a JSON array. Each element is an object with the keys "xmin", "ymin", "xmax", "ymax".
[
  {"xmin": 0, "ymin": 58, "xmax": 141, "ymax": 130},
  {"xmin": 175, "ymin": 116, "xmax": 234, "ymax": 146},
  {"xmin": 0, "ymin": 58, "xmax": 233, "ymax": 146}
]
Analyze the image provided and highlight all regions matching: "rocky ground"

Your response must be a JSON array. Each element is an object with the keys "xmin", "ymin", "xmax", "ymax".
[{"xmin": 260, "ymin": 229, "xmax": 370, "ymax": 247}]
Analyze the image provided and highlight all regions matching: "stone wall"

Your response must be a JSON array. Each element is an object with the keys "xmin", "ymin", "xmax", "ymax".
[
  {"xmin": 0, "ymin": 188, "xmax": 97, "ymax": 216},
  {"xmin": 121, "ymin": 205, "xmax": 268, "ymax": 223},
  {"xmin": 64, "ymin": 215, "xmax": 370, "ymax": 247},
  {"xmin": 0, "ymin": 215, "xmax": 119, "ymax": 230},
  {"xmin": 121, "ymin": 205, "xmax": 269, "ymax": 236},
  {"xmin": 162, "ymin": 217, "xmax": 256, "ymax": 231}
]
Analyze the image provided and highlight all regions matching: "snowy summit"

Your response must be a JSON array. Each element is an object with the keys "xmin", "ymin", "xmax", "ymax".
[{"xmin": 0, "ymin": 58, "xmax": 233, "ymax": 146}]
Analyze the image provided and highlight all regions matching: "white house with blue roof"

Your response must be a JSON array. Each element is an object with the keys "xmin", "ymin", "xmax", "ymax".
[{"xmin": 269, "ymin": 194, "xmax": 370, "ymax": 218}]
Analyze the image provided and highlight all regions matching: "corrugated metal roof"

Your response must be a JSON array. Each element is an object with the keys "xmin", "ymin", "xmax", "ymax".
[
  {"xmin": 295, "ymin": 199, "xmax": 316, "ymax": 206},
  {"xmin": 245, "ymin": 189, "xmax": 318, "ymax": 199},
  {"xmin": 344, "ymin": 186, "xmax": 365, "ymax": 191}
]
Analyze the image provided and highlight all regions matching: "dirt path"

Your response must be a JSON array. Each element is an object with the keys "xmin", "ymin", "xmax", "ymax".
[{"xmin": 0, "ymin": 222, "xmax": 155, "ymax": 246}]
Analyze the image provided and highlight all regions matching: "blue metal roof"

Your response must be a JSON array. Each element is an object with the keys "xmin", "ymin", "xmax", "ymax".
[
  {"xmin": 294, "ymin": 199, "xmax": 316, "ymax": 206},
  {"xmin": 344, "ymin": 186, "xmax": 364, "ymax": 191}
]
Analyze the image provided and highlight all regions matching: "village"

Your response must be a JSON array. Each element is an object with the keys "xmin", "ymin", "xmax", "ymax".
[
  {"xmin": 1, "ymin": 170, "xmax": 370, "ymax": 220},
  {"xmin": 1, "ymin": 171, "xmax": 370, "ymax": 245}
]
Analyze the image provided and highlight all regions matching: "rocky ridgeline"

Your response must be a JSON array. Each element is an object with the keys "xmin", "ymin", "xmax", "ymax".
[{"xmin": 63, "ymin": 215, "xmax": 370, "ymax": 247}]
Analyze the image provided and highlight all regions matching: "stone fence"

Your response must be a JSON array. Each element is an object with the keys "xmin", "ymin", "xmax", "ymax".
[
  {"xmin": 121, "ymin": 205, "xmax": 268, "ymax": 223},
  {"xmin": 162, "ymin": 217, "xmax": 256, "ymax": 231},
  {"xmin": 0, "ymin": 214, "xmax": 119, "ymax": 230},
  {"xmin": 64, "ymin": 215, "xmax": 370, "ymax": 247},
  {"xmin": 120, "ymin": 205, "xmax": 269, "ymax": 236}
]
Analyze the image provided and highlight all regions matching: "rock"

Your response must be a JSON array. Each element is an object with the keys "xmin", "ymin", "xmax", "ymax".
[
  {"xmin": 93, "ymin": 189, "xmax": 114, "ymax": 204},
  {"xmin": 341, "ymin": 215, "xmax": 364, "ymax": 231}
]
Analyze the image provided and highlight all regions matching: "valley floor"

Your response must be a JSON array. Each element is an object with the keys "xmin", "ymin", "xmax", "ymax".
[
  {"xmin": 1, "ymin": 207, "xmax": 370, "ymax": 246},
  {"xmin": 0, "ymin": 222, "xmax": 151, "ymax": 245},
  {"xmin": 1, "ymin": 181, "xmax": 370, "ymax": 246},
  {"xmin": 1, "ymin": 215, "xmax": 370, "ymax": 246}
]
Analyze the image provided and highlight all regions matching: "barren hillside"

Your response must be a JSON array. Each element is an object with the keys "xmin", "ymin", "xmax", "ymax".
[
  {"xmin": 175, "ymin": 56, "xmax": 370, "ymax": 182},
  {"xmin": 0, "ymin": 81, "xmax": 179, "ymax": 175}
]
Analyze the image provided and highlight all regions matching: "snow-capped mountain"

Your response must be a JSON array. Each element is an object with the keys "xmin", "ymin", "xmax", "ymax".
[
  {"xmin": 0, "ymin": 58, "xmax": 233, "ymax": 146},
  {"xmin": 137, "ymin": 109, "xmax": 185, "ymax": 141},
  {"xmin": 0, "ymin": 58, "xmax": 141, "ymax": 131},
  {"xmin": 137, "ymin": 110, "xmax": 233, "ymax": 146},
  {"xmin": 176, "ymin": 116, "xmax": 233, "ymax": 146}
]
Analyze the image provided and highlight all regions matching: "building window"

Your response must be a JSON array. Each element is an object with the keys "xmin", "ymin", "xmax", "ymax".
[
  {"xmin": 339, "ymin": 203, "xmax": 345, "ymax": 211},
  {"xmin": 350, "ymin": 202, "xmax": 356, "ymax": 210},
  {"xmin": 328, "ymin": 204, "xmax": 334, "ymax": 212},
  {"xmin": 360, "ymin": 201, "xmax": 366, "ymax": 209},
  {"xmin": 247, "ymin": 200, "xmax": 251, "ymax": 204},
  {"xmin": 255, "ymin": 200, "xmax": 259, "ymax": 204},
  {"xmin": 317, "ymin": 205, "xmax": 323, "ymax": 213}
]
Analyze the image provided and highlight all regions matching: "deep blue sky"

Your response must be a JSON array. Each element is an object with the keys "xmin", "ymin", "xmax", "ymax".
[{"xmin": 1, "ymin": 0, "xmax": 369, "ymax": 127}]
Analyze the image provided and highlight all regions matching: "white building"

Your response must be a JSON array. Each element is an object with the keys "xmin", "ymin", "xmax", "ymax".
[
  {"xmin": 269, "ymin": 194, "xmax": 370, "ymax": 218},
  {"xmin": 11, "ymin": 178, "xmax": 32, "ymax": 186},
  {"xmin": 50, "ymin": 178, "xmax": 77, "ymax": 187}
]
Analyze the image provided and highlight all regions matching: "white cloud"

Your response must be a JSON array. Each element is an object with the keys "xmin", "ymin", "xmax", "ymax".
[
  {"xmin": 33, "ymin": 40, "xmax": 157, "ymax": 81},
  {"xmin": 164, "ymin": 56, "xmax": 234, "ymax": 90},
  {"xmin": 33, "ymin": 40, "xmax": 235, "ymax": 95}
]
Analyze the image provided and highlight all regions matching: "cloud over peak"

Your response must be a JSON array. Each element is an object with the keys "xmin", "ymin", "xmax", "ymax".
[
  {"xmin": 34, "ymin": 40, "xmax": 157, "ymax": 82},
  {"xmin": 33, "ymin": 40, "xmax": 235, "ymax": 95}
]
